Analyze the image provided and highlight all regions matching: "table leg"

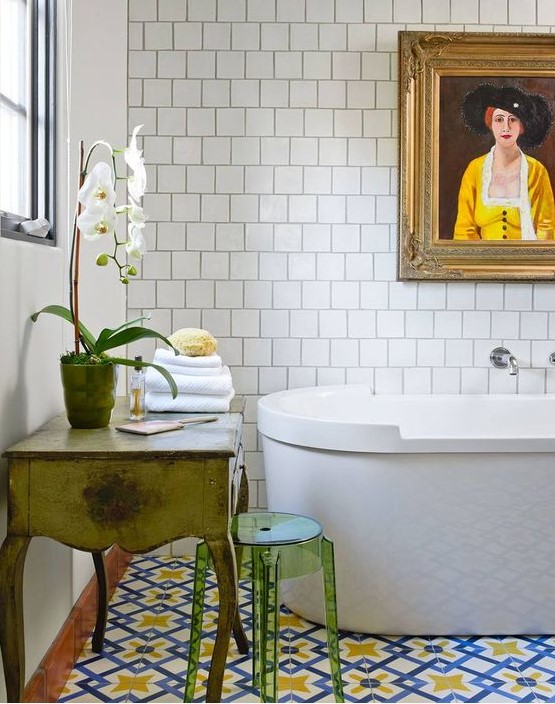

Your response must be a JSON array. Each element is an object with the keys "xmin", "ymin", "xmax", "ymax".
[
  {"xmin": 205, "ymin": 535, "xmax": 237, "ymax": 703},
  {"xmin": 232, "ymin": 464, "xmax": 250, "ymax": 655},
  {"xmin": 91, "ymin": 551, "xmax": 108, "ymax": 653},
  {"xmin": 0, "ymin": 536, "xmax": 31, "ymax": 703}
]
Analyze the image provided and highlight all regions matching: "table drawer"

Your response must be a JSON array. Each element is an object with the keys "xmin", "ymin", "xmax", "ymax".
[{"xmin": 28, "ymin": 459, "xmax": 209, "ymax": 552}]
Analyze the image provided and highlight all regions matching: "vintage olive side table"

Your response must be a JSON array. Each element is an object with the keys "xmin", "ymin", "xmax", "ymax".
[{"xmin": 0, "ymin": 397, "xmax": 246, "ymax": 703}]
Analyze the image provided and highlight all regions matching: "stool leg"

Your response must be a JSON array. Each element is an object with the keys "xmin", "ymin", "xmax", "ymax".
[
  {"xmin": 321, "ymin": 537, "xmax": 344, "ymax": 703},
  {"xmin": 184, "ymin": 541, "xmax": 209, "ymax": 703},
  {"xmin": 254, "ymin": 549, "xmax": 280, "ymax": 704},
  {"xmin": 232, "ymin": 545, "xmax": 249, "ymax": 655}
]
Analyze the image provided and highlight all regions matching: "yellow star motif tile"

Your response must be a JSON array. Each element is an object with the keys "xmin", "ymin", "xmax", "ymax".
[
  {"xmin": 155, "ymin": 568, "xmax": 187, "ymax": 582},
  {"xmin": 344, "ymin": 641, "xmax": 380, "ymax": 659},
  {"xmin": 348, "ymin": 671, "xmax": 394, "ymax": 695},
  {"xmin": 503, "ymin": 669, "xmax": 553, "ymax": 694},
  {"xmin": 279, "ymin": 611, "xmax": 306, "ymax": 628},
  {"xmin": 134, "ymin": 613, "xmax": 173, "ymax": 629},
  {"xmin": 428, "ymin": 673, "xmax": 471, "ymax": 693},
  {"xmin": 485, "ymin": 640, "xmax": 526, "ymax": 657},
  {"xmin": 288, "ymin": 675, "xmax": 311, "ymax": 694},
  {"xmin": 110, "ymin": 674, "xmax": 154, "ymax": 693}
]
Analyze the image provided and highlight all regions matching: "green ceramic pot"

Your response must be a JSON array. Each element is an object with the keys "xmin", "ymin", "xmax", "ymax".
[{"xmin": 60, "ymin": 362, "xmax": 118, "ymax": 429}]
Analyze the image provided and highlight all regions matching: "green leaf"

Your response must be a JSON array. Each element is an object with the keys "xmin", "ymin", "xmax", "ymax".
[
  {"xmin": 31, "ymin": 305, "xmax": 97, "ymax": 351},
  {"xmin": 95, "ymin": 326, "xmax": 176, "ymax": 355},
  {"xmin": 95, "ymin": 315, "xmax": 152, "ymax": 351},
  {"xmin": 110, "ymin": 357, "xmax": 178, "ymax": 398}
]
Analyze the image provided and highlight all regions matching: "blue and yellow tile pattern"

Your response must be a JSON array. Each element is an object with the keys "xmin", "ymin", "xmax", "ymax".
[{"xmin": 59, "ymin": 556, "xmax": 555, "ymax": 702}]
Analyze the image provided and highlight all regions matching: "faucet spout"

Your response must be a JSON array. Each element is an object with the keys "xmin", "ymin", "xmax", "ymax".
[
  {"xmin": 490, "ymin": 347, "xmax": 518, "ymax": 376},
  {"xmin": 508, "ymin": 355, "xmax": 518, "ymax": 376}
]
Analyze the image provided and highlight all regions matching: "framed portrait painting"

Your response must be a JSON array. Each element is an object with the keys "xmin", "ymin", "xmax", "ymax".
[{"xmin": 398, "ymin": 31, "xmax": 555, "ymax": 281}]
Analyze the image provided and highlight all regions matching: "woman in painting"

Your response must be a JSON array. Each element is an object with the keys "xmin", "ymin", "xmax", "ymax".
[{"xmin": 453, "ymin": 83, "xmax": 555, "ymax": 240}]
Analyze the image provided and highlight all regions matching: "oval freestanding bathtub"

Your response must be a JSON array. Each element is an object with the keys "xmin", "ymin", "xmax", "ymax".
[{"xmin": 258, "ymin": 385, "xmax": 555, "ymax": 635}]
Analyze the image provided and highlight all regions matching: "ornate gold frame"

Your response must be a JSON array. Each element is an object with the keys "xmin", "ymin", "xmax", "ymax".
[{"xmin": 398, "ymin": 31, "xmax": 555, "ymax": 281}]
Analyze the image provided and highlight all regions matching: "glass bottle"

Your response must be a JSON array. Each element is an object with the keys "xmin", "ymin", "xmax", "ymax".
[{"xmin": 129, "ymin": 355, "xmax": 146, "ymax": 420}]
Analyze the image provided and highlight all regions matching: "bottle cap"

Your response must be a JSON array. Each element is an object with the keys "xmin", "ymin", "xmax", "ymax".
[{"xmin": 134, "ymin": 355, "xmax": 142, "ymax": 371}]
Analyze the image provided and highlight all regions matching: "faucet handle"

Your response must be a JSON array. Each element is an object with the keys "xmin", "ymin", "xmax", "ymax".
[
  {"xmin": 490, "ymin": 347, "xmax": 518, "ymax": 375},
  {"xmin": 490, "ymin": 346, "xmax": 512, "ymax": 369}
]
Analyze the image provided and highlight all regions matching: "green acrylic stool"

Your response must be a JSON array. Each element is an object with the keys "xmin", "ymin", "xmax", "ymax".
[{"xmin": 184, "ymin": 511, "xmax": 344, "ymax": 703}]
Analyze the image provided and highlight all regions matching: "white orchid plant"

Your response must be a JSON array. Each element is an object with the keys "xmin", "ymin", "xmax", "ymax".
[{"xmin": 32, "ymin": 126, "xmax": 178, "ymax": 396}]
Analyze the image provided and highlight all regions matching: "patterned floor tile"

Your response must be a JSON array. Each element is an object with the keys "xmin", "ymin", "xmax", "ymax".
[{"xmin": 58, "ymin": 557, "xmax": 555, "ymax": 703}]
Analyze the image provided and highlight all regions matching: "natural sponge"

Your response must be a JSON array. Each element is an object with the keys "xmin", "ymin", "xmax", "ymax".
[{"xmin": 167, "ymin": 328, "xmax": 218, "ymax": 357}]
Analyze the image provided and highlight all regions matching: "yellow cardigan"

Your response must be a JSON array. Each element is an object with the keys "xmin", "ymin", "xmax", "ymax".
[{"xmin": 453, "ymin": 154, "xmax": 555, "ymax": 240}]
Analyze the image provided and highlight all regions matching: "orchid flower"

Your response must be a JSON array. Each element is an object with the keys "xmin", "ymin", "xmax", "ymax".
[
  {"xmin": 124, "ymin": 125, "xmax": 147, "ymax": 202},
  {"xmin": 78, "ymin": 162, "xmax": 116, "ymax": 208},
  {"xmin": 118, "ymin": 201, "xmax": 147, "ymax": 229},
  {"xmin": 126, "ymin": 226, "xmax": 146, "ymax": 259},
  {"xmin": 77, "ymin": 202, "xmax": 117, "ymax": 241}
]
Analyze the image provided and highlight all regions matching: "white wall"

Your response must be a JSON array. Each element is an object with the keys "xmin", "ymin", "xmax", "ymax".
[
  {"xmin": 127, "ymin": 0, "xmax": 555, "ymax": 509},
  {"xmin": 0, "ymin": 1, "xmax": 127, "ymax": 697},
  {"xmin": 68, "ymin": 0, "xmax": 128, "ymax": 601}
]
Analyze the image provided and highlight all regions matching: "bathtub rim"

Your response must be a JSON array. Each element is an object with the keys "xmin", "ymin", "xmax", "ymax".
[{"xmin": 257, "ymin": 385, "xmax": 555, "ymax": 454}]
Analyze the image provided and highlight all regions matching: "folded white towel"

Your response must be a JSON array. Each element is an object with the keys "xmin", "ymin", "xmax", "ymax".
[
  {"xmin": 145, "ymin": 365, "xmax": 233, "ymax": 395},
  {"xmin": 155, "ymin": 348, "xmax": 222, "ymax": 368},
  {"xmin": 158, "ymin": 362, "xmax": 222, "ymax": 377},
  {"xmin": 146, "ymin": 390, "xmax": 235, "ymax": 413}
]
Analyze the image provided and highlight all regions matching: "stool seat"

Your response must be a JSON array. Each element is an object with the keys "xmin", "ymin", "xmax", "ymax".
[
  {"xmin": 233, "ymin": 511, "xmax": 322, "ymax": 546},
  {"xmin": 184, "ymin": 511, "xmax": 344, "ymax": 703}
]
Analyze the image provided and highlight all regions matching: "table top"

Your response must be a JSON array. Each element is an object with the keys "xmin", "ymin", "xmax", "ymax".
[{"xmin": 3, "ymin": 396, "xmax": 245, "ymax": 460}]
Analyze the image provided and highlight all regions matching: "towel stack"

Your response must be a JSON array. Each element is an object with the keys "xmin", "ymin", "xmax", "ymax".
[{"xmin": 145, "ymin": 348, "xmax": 235, "ymax": 412}]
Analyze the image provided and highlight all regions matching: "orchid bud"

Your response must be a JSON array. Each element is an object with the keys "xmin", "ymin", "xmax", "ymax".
[
  {"xmin": 121, "ymin": 277, "xmax": 130, "ymax": 285},
  {"xmin": 96, "ymin": 253, "xmax": 109, "ymax": 266},
  {"xmin": 127, "ymin": 265, "xmax": 137, "ymax": 276}
]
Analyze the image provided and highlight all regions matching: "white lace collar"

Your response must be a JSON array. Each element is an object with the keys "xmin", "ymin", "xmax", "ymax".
[{"xmin": 481, "ymin": 146, "xmax": 536, "ymax": 240}]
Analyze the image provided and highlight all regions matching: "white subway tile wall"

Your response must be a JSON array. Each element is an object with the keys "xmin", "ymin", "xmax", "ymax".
[{"xmin": 128, "ymin": 0, "xmax": 555, "ymax": 508}]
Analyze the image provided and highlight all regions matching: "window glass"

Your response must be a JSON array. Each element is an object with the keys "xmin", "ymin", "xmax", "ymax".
[{"xmin": 0, "ymin": 0, "xmax": 55, "ymax": 244}]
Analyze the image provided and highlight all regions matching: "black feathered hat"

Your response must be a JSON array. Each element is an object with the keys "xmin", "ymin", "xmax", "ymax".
[{"xmin": 461, "ymin": 83, "xmax": 553, "ymax": 149}]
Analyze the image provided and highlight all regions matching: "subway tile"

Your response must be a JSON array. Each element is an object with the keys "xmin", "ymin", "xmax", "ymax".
[
  {"xmin": 216, "ymin": 107, "xmax": 246, "ymax": 136},
  {"xmin": 389, "ymin": 338, "xmax": 417, "ymax": 367},
  {"xmin": 319, "ymin": 23, "xmax": 347, "ymax": 50},
  {"xmin": 290, "ymin": 80, "xmax": 318, "ymax": 107},
  {"xmin": 374, "ymin": 367, "xmax": 404, "ymax": 393},
  {"xmin": 185, "ymin": 280, "xmax": 215, "ymax": 308},
  {"xmin": 274, "ymin": 223, "xmax": 303, "ymax": 250},
  {"xmin": 173, "ymin": 79, "xmax": 202, "ymax": 106},
  {"xmin": 272, "ymin": 338, "xmax": 301, "ymax": 365},
  {"xmin": 231, "ymin": 22, "xmax": 260, "ymax": 50},
  {"xmin": 204, "ymin": 22, "xmax": 232, "ymax": 49},
  {"xmin": 289, "ymin": 195, "xmax": 318, "ymax": 222},
  {"xmin": 432, "ymin": 367, "xmax": 461, "ymax": 394},
  {"xmin": 291, "ymin": 23, "xmax": 319, "ymax": 50},
  {"xmin": 231, "ymin": 309, "xmax": 260, "ymax": 337},
  {"xmin": 231, "ymin": 79, "xmax": 260, "ymax": 107},
  {"xmin": 218, "ymin": 0, "xmax": 247, "ymax": 22},
  {"xmin": 301, "ymin": 338, "xmax": 331, "ymax": 366},
  {"xmin": 404, "ymin": 367, "xmax": 432, "ymax": 394},
  {"xmin": 306, "ymin": 0, "xmax": 335, "ymax": 22},
  {"xmin": 260, "ymin": 310, "xmax": 290, "ymax": 337},
  {"xmin": 200, "ymin": 136, "xmax": 230, "ymax": 164},
  {"xmin": 244, "ymin": 280, "xmax": 272, "ymax": 308},
  {"xmin": 187, "ymin": 165, "xmax": 216, "ymax": 193},
  {"xmin": 365, "ymin": 0, "xmax": 393, "ymax": 21},
  {"xmin": 129, "ymin": 0, "xmax": 157, "ymax": 21},
  {"xmin": 174, "ymin": 22, "xmax": 203, "ymax": 49},
  {"xmin": 273, "ymin": 280, "xmax": 301, "ymax": 308},
  {"xmin": 317, "ymin": 81, "xmax": 345, "ymax": 109},
  {"xmin": 260, "ymin": 78, "xmax": 289, "ymax": 108}
]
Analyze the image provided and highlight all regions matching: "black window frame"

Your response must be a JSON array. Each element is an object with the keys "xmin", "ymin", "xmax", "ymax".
[{"xmin": 0, "ymin": 0, "xmax": 56, "ymax": 246}]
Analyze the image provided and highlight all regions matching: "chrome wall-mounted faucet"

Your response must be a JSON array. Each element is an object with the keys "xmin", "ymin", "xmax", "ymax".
[{"xmin": 490, "ymin": 347, "xmax": 518, "ymax": 376}]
